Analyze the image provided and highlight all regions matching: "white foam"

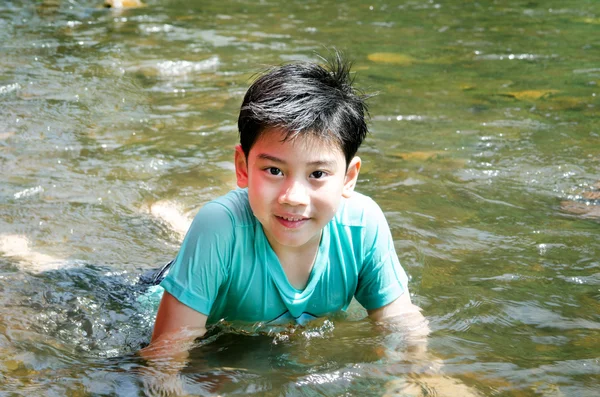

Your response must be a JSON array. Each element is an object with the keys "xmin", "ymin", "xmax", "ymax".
[
  {"xmin": 475, "ymin": 53, "xmax": 554, "ymax": 61},
  {"xmin": 13, "ymin": 186, "xmax": 44, "ymax": 200},
  {"xmin": 0, "ymin": 83, "xmax": 21, "ymax": 96},
  {"xmin": 126, "ymin": 57, "xmax": 220, "ymax": 80},
  {"xmin": 155, "ymin": 57, "xmax": 219, "ymax": 77}
]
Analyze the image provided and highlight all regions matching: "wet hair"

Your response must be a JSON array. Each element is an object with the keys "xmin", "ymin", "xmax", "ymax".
[{"xmin": 237, "ymin": 53, "xmax": 370, "ymax": 166}]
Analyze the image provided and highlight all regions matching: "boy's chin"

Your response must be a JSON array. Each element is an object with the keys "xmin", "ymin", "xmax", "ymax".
[
  {"xmin": 273, "ymin": 236, "xmax": 311, "ymax": 249},
  {"xmin": 267, "ymin": 230, "xmax": 318, "ymax": 248}
]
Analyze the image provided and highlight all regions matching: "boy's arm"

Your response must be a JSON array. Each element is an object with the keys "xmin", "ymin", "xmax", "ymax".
[
  {"xmin": 142, "ymin": 200, "xmax": 233, "ymax": 357},
  {"xmin": 367, "ymin": 290, "xmax": 420, "ymax": 321},
  {"xmin": 367, "ymin": 292, "xmax": 434, "ymax": 382},
  {"xmin": 367, "ymin": 292, "xmax": 430, "ymax": 345},
  {"xmin": 142, "ymin": 291, "xmax": 208, "ymax": 359},
  {"xmin": 138, "ymin": 292, "xmax": 209, "ymax": 395}
]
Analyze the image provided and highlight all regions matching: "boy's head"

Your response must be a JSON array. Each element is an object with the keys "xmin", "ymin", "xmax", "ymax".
[{"xmin": 237, "ymin": 54, "xmax": 369, "ymax": 166}]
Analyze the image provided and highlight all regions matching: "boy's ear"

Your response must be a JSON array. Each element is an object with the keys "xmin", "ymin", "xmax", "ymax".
[
  {"xmin": 234, "ymin": 144, "xmax": 249, "ymax": 188},
  {"xmin": 342, "ymin": 156, "xmax": 361, "ymax": 198}
]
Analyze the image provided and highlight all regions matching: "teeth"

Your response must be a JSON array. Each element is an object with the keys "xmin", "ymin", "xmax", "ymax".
[{"xmin": 282, "ymin": 216, "xmax": 301, "ymax": 221}]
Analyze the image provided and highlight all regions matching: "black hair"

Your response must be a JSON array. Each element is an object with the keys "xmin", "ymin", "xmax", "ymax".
[{"xmin": 237, "ymin": 53, "xmax": 370, "ymax": 166}]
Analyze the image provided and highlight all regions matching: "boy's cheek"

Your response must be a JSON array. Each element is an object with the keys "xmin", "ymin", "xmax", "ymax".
[{"xmin": 247, "ymin": 176, "xmax": 268, "ymax": 193}]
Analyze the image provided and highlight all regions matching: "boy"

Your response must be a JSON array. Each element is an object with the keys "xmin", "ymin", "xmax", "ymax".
[{"xmin": 148, "ymin": 54, "xmax": 425, "ymax": 353}]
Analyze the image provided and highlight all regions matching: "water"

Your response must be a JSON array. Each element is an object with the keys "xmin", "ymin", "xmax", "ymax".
[{"xmin": 1, "ymin": 0, "xmax": 599, "ymax": 395}]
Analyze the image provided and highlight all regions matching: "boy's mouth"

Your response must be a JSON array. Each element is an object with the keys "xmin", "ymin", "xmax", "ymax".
[{"xmin": 275, "ymin": 215, "xmax": 309, "ymax": 229}]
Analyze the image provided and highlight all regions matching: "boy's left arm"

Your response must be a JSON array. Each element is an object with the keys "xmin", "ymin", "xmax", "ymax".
[
  {"xmin": 367, "ymin": 291, "xmax": 430, "ymax": 347},
  {"xmin": 356, "ymin": 197, "xmax": 430, "ymax": 344},
  {"xmin": 367, "ymin": 290, "xmax": 420, "ymax": 321}
]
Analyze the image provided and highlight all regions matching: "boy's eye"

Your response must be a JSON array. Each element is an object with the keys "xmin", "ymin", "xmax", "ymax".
[
  {"xmin": 266, "ymin": 167, "xmax": 282, "ymax": 176},
  {"xmin": 310, "ymin": 170, "xmax": 326, "ymax": 179}
]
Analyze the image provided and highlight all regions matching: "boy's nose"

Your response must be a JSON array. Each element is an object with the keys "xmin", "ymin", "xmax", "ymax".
[{"xmin": 279, "ymin": 180, "xmax": 309, "ymax": 206}]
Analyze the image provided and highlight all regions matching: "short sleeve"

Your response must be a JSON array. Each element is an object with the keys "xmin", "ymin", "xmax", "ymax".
[
  {"xmin": 160, "ymin": 202, "xmax": 234, "ymax": 316},
  {"xmin": 354, "ymin": 199, "xmax": 408, "ymax": 310}
]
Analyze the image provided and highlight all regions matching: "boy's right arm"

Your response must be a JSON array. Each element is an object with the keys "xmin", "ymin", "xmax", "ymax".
[
  {"xmin": 142, "ymin": 291, "xmax": 208, "ymax": 360},
  {"xmin": 144, "ymin": 200, "xmax": 233, "ymax": 356},
  {"xmin": 138, "ymin": 292, "xmax": 209, "ymax": 395}
]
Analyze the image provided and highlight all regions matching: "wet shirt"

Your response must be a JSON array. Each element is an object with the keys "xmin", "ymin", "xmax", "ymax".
[{"xmin": 160, "ymin": 189, "xmax": 408, "ymax": 325}]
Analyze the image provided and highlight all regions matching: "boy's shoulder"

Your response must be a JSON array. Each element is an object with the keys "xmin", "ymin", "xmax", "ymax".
[
  {"xmin": 204, "ymin": 188, "xmax": 255, "ymax": 226},
  {"xmin": 334, "ymin": 191, "xmax": 385, "ymax": 228}
]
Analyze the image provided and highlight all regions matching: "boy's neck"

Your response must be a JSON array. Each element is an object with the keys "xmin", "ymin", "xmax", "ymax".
[{"xmin": 271, "ymin": 232, "xmax": 322, "ymax": 291}]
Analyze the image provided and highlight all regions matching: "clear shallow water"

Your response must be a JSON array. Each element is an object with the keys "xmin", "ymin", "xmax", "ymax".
[{"xmin": 1, "ymin": 0, "xmax": 599, "ymax": 395}]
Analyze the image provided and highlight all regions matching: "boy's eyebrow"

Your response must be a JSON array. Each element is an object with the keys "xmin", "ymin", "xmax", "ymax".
[
  {"xmin": 256, "ymin": 153, "xmax": 285, "ymax": 163},
  {"xmin": 256, "ymin": 153, "xmax": 337, "ymax": 167}
]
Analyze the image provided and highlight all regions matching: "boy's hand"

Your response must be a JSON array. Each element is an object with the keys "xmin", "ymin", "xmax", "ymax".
[
  {"xmin": 367, "ymin": 292, "xmax": 430, "ymax": 345},
  {"xmin": 139, "ymin": 291, "xmax": 209, "ymax": 395},
  {"xmin": 368, "ymin": 294, "xmax": 482, "ymax": 397},
  {"xmin": 383, "ymin": 375, "xmax": 483, "ymax": 397},
  {"xmin": 368, "ymin": 292, "xmax": 432, "ymax": 366}
]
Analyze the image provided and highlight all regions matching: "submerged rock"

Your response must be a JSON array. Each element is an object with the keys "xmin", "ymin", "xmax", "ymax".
[
  {"xmin": 367, "ymin": 52, "xmax": 416, "ymax": 65},
  {"xmin": 501, "ymin": 89, "xmax": 559, "ymax": 101},
  {"xmin": 560, "ymin": 182, "xmax": 600, "ymax": 219},
  {"xmin": 560, "ymin": 201, "xmax": 600, "ymax": 219}
]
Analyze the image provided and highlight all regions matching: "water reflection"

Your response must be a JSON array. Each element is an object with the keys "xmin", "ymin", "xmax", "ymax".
[{"xmin": 0, "ymin": 255, "xmax": 437, "ymax": 395}]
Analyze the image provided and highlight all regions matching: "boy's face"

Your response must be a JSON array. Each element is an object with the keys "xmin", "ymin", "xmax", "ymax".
[{"xmin": 234, "ymin": 128, "xmax": 361, "ymax": 255}]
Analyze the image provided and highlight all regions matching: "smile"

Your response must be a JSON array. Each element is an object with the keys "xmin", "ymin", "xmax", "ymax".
[
  {"xmin": 275, "ymin": 215, "xmax": 309, "ymax": 228},
  {"xmin": 280, "ymin": 216, "xmax": 304, "ymax": 221}
]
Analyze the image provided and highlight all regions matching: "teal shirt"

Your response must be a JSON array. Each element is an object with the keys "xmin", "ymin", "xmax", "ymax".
[{"xmin": 160, "ymin": 189, "xmax": 408, "ymax": 325}]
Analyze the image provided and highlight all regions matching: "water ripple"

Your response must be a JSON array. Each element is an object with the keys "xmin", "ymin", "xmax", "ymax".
[
  {"xmin": 129, "ymin": 56, "xmax": 219, "ymax": 78},
  {"xmin": 475, "ymin": 53, "xmax": 557, "ymax": 61}
]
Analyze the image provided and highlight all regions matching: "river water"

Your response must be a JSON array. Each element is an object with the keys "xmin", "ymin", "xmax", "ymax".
[{"xmin": 1, "ymin": 0, "xmax": 599, "ymax": 396}]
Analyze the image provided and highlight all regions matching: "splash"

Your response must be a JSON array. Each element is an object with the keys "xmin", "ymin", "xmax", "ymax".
[
  {"xmin": 0, "ymin": 234, "xmax": 65, "ymax": 273},
  {"xmin": 0, "ymin": 83, "xmax": 20, "ymax": 95},
  {"xmin": 146, "ymin": 200, "xmax": 194, "ymax": 239}
]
